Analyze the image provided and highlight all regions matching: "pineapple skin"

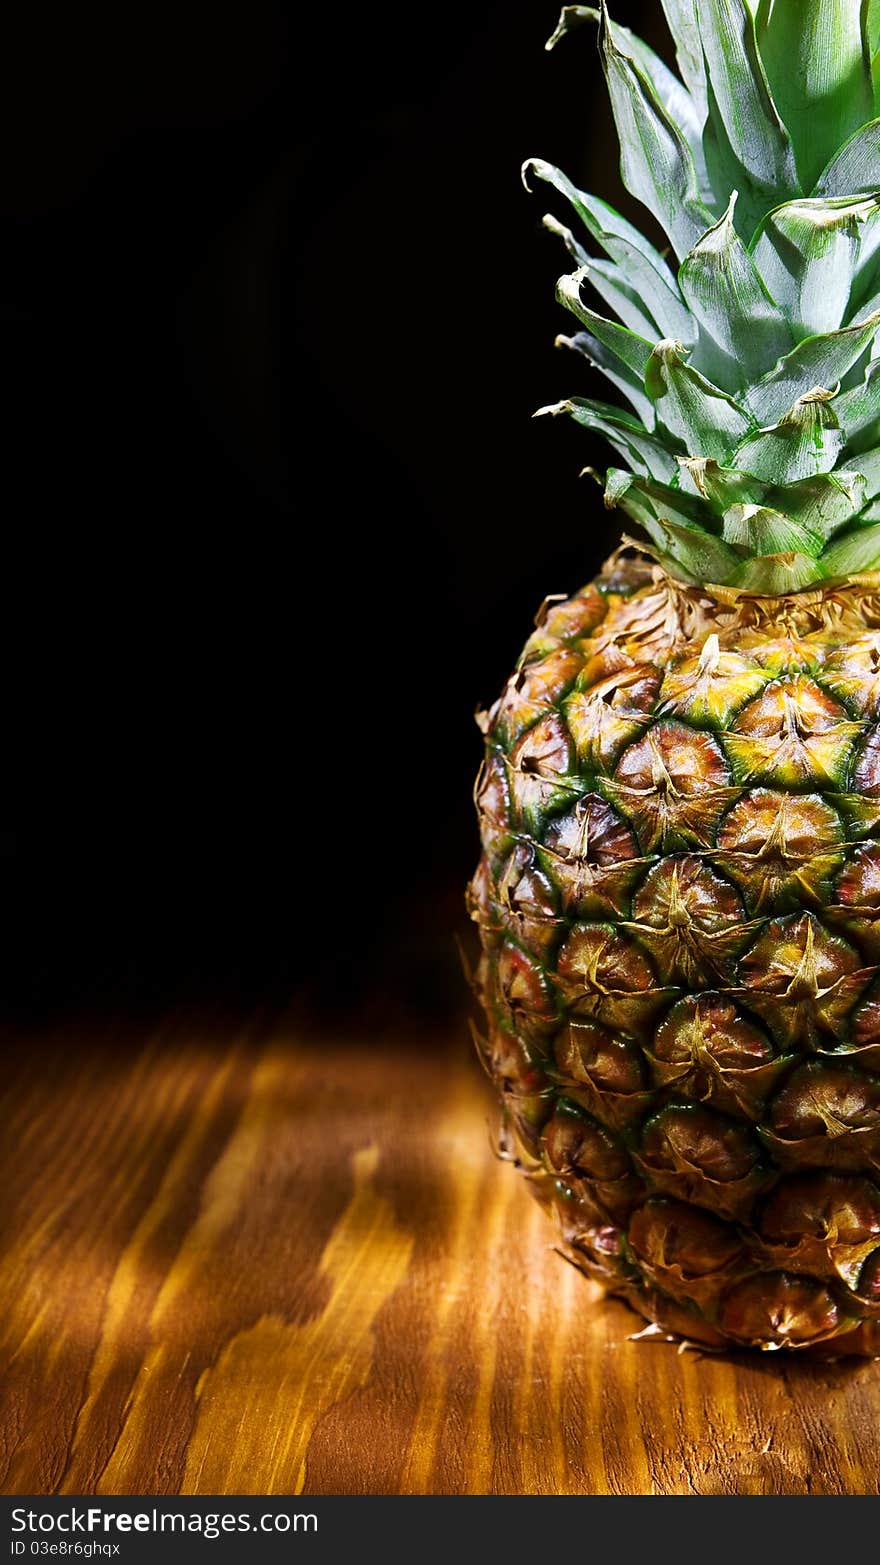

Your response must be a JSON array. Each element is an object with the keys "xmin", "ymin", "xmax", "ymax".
[{"xmin": 470, "ymin": 551, "xmax": 880, "ymax": 1355}]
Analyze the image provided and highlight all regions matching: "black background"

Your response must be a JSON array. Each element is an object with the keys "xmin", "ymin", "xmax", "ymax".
[{"xmin": 2, "ymin": 0, "xmax": 661, "ymax": 1021}]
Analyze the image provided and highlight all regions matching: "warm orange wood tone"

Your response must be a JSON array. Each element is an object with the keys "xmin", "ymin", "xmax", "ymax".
[{"xmin": 1, "ymin": 1009, "xmax": 878, "ymax": 1496}]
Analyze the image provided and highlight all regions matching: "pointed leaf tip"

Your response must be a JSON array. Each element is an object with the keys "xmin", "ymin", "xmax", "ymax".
[
  {"xmin": 545, "ymin": 6, "xmax": 597, "ymax": 52},
  {"xmin": 555, "ymin": 269, "xmax": 654, "ymax": 383},
  {"xmin": 557, "ymin": 264, "xmax": 592, "ymax": 304},
  {"xmin": 532, "ymin": 402, "xmax": 571, "ymax": 418},
  {"xmin": 650, "ymin": 337, "xmax": 690, "ymax": 369},
  {"xmin": 521, "ymin": 158, "xmax": 539, "ymax": 193},
  {"xmin": 541, "ymin": 213, "xmax": 591, "ymax": 270}
]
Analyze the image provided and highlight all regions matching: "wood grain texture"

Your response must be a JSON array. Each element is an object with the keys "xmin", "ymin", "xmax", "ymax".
[{"xmin": 1, "ymin": 1008, "xmax": 878, "ymax": 1496}]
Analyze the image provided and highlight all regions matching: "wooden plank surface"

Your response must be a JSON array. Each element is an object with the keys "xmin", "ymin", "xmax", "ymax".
[{"xmin": 1, "ymin": 1006, "xmax": 878, "ymax": 1496}]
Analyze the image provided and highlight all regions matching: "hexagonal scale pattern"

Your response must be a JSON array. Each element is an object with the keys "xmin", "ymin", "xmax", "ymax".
[{"xmin": 470, "ymin": 556, "xmax": 880, "ymax": 1355}]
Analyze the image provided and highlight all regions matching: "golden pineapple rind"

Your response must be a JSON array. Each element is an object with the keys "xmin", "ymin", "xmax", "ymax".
[{"xmin": 471, "ymin": 554, "xmax": 880, "ymax": 1356}]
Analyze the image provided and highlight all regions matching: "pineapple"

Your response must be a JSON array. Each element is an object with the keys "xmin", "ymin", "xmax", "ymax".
[{"xmin": 469, "ymin": 0, "xmax": 880, "ymax": 1354}]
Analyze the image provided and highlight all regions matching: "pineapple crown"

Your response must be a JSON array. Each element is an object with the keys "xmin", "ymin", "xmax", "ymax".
[{"xmin": 528, "ymin": 0, "xmax": 880, "ymax": 590}]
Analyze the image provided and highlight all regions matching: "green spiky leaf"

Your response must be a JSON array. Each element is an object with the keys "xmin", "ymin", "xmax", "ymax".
[
  {"xmin": 602, "ymin": 467, "xmax": 738, "ymax": 583},
  {"xmin": 751, "ymin": 195, "xmax": 880, "ymax": 338},
  {"xmin": 813, "ymin": 118, "xmax": 880, "ymax": 195},
  {"xmin": 699, "ymin": 0, "xmax": 800, "ymax": 214},
  {"xmin": 679, "ymin": 193, "xmax": 793, "ymax": 390},
  {"xmin": 764, "ymin": 470, "xmax": 867, "ymax": 535},
  {"xmin": 754, "ymin": 0, "xmax": 874, "ymax": 193},
  {"xmin": 647, "ymin": 339, "xmax": 754, "ymax": 458},
  {"xmin": 841, "ymin": 443, "xmax": 880, "ymax": 497},
  {"xmin": 523, "ymin": 160, "xmax": 695, "ymax": 340},
  {"xmin": 834, "ymin": 356, "xmax": 880, "ymax": 441},
  {"xmin": 819, "ymin": 520, "xmax": 880, "ymax": 574},
  {"xmin": 659, "ymin": 0, "xmax": 707, "ymax": 114},
  {"xmin": 721, "ymin": 503, "xmax": 822, "ymax": 556},
  {"xmin": 733, "ymin": 388, "xmax": 844, "ymax": 482},
  {"xmin": 614, "ymin": 483, "xmax": 740, "ymax": 580},
  {"xmin": 726, "ymin": 551, "xmax": 825, "ymax": 589},
  {"xmin": 556, "ymin": 269, "xmax": 653, "ymax": 375},
  {"xmin": 598, "ymin": 3, "xmax": 713, "ymax": 259},
  {"xmin": 655, "ymin": 518, "xmax": 743, "ymax": 581},
  {"xmin": 606, "ymin": 468, "xmax": 713, "ymax": 529},
  {"xmin": 529, "ymin": 0, "xmax": 880, "ymax": 587},
  {"xmin": 547, "ymin": 6, "xmax": 712, "ymax": 202},
  {"xmin": 746, "ymin": 310, "xmax": 880, "ymax": 422},
  {"xmin": 556, "ymin": 330, "xmax": 656, "ymax": 427},
  {"xmin": 577, "ymin": 255, "xmax": 669, "ymax": 340},
  {"xmin": 678, "ymin": 456, "xmax": 763, "ymax": 508},
  {"xmin": 536, "ymin": 397, "xmax": 680, "ymax": 481}
]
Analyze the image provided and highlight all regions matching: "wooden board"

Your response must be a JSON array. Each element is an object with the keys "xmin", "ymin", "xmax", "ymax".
[{"xmin": 1, "ymin": 1008, "xmax": 878, "ymax": 1496}]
